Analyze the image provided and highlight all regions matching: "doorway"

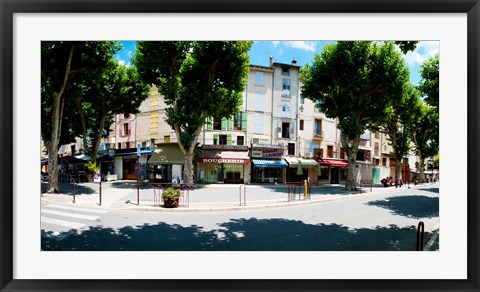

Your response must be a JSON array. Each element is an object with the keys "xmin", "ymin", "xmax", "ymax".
[{"xmin": 330, "ymin": 167, "xmax": 339, "ymax": 184}]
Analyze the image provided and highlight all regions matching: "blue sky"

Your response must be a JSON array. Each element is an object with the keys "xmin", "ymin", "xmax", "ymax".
[{"xmin": 116, "ymin": 41, "xmax": 439, "ymax": 86}]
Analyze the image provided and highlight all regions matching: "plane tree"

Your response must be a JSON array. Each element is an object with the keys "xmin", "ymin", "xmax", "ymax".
[
  {"xmin": 378, "ymin": 83, "xmax": 421, "ymax": 182},
  {"xmin": 301, "ymin": 41, "xmax": 409, "ymax": 190},
  {"xmin": 133, "ymin": 41, "xmax": 252, "ymax": 183},
  {"xmin": 41, "ymin": 41, "xmax": 116, "ymax": 193},
  {"xmin": 76, "ymin": 60, "xmax": 148, "ymax": 162}
]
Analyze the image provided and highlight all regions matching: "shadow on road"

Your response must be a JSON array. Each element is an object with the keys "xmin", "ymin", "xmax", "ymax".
[
  {"xmin": 42, "ymin": 218, "xmax": 419, "ymax": 251},
  {"xmin": 42, "ymin": 182, "xmax": 96, "ymax": 195},
  {"xmin": 366, "ymin": 195, "xmax": 439, "ymax": 219},
  {"xmin": 418, "ymin": 187, "xmax": 439, "ymax": 194}
]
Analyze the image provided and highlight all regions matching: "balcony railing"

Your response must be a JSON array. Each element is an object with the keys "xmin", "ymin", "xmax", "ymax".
[{"xmin": 313, "ymin": 131, "xmax": 324, "ymax": 140}]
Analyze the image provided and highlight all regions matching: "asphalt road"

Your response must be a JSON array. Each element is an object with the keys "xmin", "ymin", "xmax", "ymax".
[{"xmin": 41, "ymin": 184, "xmax": 439, "ymax": 251}]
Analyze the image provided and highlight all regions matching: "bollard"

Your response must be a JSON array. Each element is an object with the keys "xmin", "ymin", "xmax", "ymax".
[
  {"xmin": 416, "ymin": 221, "xmax": 425, "ymax": 251},
  {"xmin": 239, "ymin": 184, "xmax": 246, "ymax": 206},
  {"xmin": 73, "ymin": 181, "xmax": 76, "ymax": 204},
  {"xmin": 303, "ymin": 180, "xmax": 308, "ymax": 198},
  {"xmin": 99, "ymin": 181, "xmax": 102, "ymax": 206}
]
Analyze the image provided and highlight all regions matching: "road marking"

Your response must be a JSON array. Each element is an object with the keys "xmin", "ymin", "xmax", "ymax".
[
  {"xmin": 41, "ymin": 216, "xmax": 85, "ymax": 229},
  {"xmin": 42, "ymin": 209, "xmax": 98, "ymax": 221},
  {"xmin": 44, "ymin": 204, "xmax": 108, "ymax": 214}
]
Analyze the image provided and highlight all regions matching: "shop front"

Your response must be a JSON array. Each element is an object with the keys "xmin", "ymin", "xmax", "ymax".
[
  {"xmin": 316, "ymin": 159, "xmax": 348, "ymax": 184},
  {"xmin": 284, "ymin": 156, "xmax": 318, "ymax": 183},
  {"xmin": 147, "ymin": 143, "xmax": 185, "ymax": 183},
  {"xmin": 197, "ymin": 145, "xmax": 250, "ymax": 184},
  {"xmin": 251, "ymin": 146, "xmax": 287, "ymax": 183},
  {"xmin": 114, "ymin": 148, "xmax": 152, "ymax": 180}
]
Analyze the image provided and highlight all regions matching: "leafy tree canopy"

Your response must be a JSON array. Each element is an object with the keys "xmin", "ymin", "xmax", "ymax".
[{"xmin": 418, "ymin": 55, "xmax": 439, "ymax": 110}]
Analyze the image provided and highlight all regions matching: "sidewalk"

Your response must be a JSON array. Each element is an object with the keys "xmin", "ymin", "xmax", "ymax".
[{"xmin": 41, "ymin": 180, "xmax": 437, "ymax": 213}]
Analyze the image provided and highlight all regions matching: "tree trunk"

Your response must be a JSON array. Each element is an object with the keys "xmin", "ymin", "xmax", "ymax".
[
  {"xmin": 345, "ymin": 136, "xmax": 359, "ymax": 191},
  {"xmin": 47, "ymin": 46, "xmax": 74, "ymax": 193},
  {"xmin": 395, "ymin": 156, "xmax": 402, "ymax": 181},
  {"xmin": 418, "ymin": 155, "xmax": 425, "ymax": 183},
  {"xmin": 183, "ymin": 152, "xmax": 194, "ymax": 184}
]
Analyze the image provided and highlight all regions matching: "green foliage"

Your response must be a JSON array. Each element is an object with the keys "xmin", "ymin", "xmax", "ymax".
[
  {"xmin": 411, "ymin": 103, "xmax": 439, "ymax": 160},
  {"xmin": 162, "ymin": 187, "xmax": 181, "ymax": 199},
  {"xmin": 301, "ymin": 41, "xmax": 409, "ymax": 143},
  {"xmin": 418, "ymin": 55, "xmax": 439, "ymax": 110},
  {"xmin": 85, "ymin": 161, "xmax": 100, "ymax": 174},
  {"xmin": 394, "ymin": 41, "xmax": 419, "ymax": 54},
  {"xmin": 133, "ymin": 41, "xmax": 252, "ymax": 151}
]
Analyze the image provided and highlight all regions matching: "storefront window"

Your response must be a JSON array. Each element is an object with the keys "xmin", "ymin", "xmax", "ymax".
[{"xmin": 318, "ymin": 166, "xmax": 329, "ymax": 179}]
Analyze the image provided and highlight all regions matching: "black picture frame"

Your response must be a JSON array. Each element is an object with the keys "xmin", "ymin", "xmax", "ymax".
[{"xmin": 1, "ymin": 1, "xmax": 478, "ymax": 291}]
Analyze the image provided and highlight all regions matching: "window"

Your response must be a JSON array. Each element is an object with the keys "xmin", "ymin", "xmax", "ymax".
[
  {"xmin": 150, "ymin": 112, "xmax": 158, "ymax": 129},
  {"xmin": 281, "ymin": 66, "xmax": 290, "ymax": 76},
  {"xmin": 299, "ymin": 119, "xmax": 304, "ymax": 131},
  {"xmin": 374, "ymin": 142, "xmax": 379, "ymax": 156},
  {"xmin": 282, "ymin": 79, "xmax": 291, "ymax": 96},
  {"xmin": 117, "ymin": 142, "xmax": 122, "ymax": 149},
  {"xmin": 357, "ymin": 150, "xmax": 365, "ymax": 161},
  {"xmin": 255, "ymin": 93, "xmax": 264, "ymax": 111},
  {"xmin": 234, "ymin": 112, "xmax": 242, "ymax": 130},
  {"xmin": 282, "ymin": 122, "xmax": 290, "ymax": 139},
  {"xmin": 382, "ymin": 158, "xmax": 387, "ymax": 166},
  {"xmin": 255, "ymin": 72, "xmax": 264, "ymax": 86},
  {"xmin": 281, "ymin": 100, "xmax": 291, "ymax": 117},
  {"xmin": 288, "ymin": 143, "xmax": 295, "ymax": 156},
  {"xmin": 213, "ymin": 136, "xmax": 218, "ymax": 145},
  {"xmin": 314, "ymin": 148, "xmax": 323, "ymax": 159},
  {"xmin": 314, "ymin": 119, "xmax": 322, "ymax": 136},
  {"xmin": 164, "ymin": 136, "xmax": 170, "ymax": 143},
  {"xmin": 219, "ymin": 135, "xmax": 228, "ymax": 145},
  {"xmin": 213, "ymin": 118, "xmax": 222, "ymax": 130},
  {"xmin": 307, "ymin": 142, "xmax": 319, "ymax": 156},
  {"xmin": 327, "ymin": 145, "xmax": 334, "ymax": 158},
  {"xmin": 237, "ymin": 136, "xmax": 244, "ymax": 146},
  {"xmin": 254, "ymin": 115, "xmax": 264, "ymax": 134},
  {"xmin": 375, "ymin": 132, "xmax": 380, "ymax": 139},
  {"xmin": 123, "ymin": 123, "xmax": 130, "ymax": 136},
  {"xmin": 340, "ymin": 147, "xmax": 345, "ymax": 159}
]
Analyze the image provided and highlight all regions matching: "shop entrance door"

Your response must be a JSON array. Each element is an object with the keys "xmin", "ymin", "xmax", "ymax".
[{"xmin": 330, "ymin": 167, "xmax": 339, "ymax": 184}]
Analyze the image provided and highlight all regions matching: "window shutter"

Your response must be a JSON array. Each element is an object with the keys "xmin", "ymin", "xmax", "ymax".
[
  {"xmin": 128, "ymin": 122, "xmax": 132, "ymax": 135},
  {"xmin": 221, "ymin": 118, "xmax": 227, "ymax": 131},
  {"xmin": 340, "ymin": 148, "xmax": 345, "ymax": 159},
  {"xmin": 241, "ymin": 113, "xmax": 247, "ymax": 131},
  {"xmin": 289, "ymin": 121, "xmax": 295, "ymax": 138},
  {"xmin": 119, "ymin": 124, "xmax": 123, "ymax": 136},
  {"xmin": 366, "ymin": 150, "xmax": 371, "ymax": 162},
  {"xmin": 227, "ymin": 135, "xmax": 233, "ymax": 145},
  {"xmin": 206, "ymin": 117, "xmax": 213, "ymax": 131},
  {"xmin": 227, "ymin": 118, "xmax": 233, "ymax": 131},
  {"xmin": 213, "ymin": 134, "xmax": 219, "ymax": 145}
]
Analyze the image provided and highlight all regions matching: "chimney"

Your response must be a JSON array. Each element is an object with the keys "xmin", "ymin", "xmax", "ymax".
[
  {"xmin": 269, "ymin": 56, "xmax": 274, "ymax": 67},
  {"xmin": 291, "ymin": 59, "xmax": 297, "ymax": 65}
]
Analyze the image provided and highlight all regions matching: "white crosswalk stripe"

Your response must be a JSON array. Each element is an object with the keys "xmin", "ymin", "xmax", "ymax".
[{"xmin": 41, "ymin": 203, "xmax": 108, "ymax": 241}]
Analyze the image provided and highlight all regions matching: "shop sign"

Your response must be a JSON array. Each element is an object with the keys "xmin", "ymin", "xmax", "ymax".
[
  {"xmin": 252, "ymin": 149, "xmax": 263, "ymax": 157},
  {"xmin": 202, "ymin": 145, "xmax": 249, "ymax": 151},
  {"xmin": 202, "ymin": 158, "xmax": 246, "ymax": 163},
  {"xmin": 93, "ymin": 172, "xmax": 101, "ymax": 183},
  {"xmin": 262, "ymin": 148, "xmax": 284, "ymax": 158}
]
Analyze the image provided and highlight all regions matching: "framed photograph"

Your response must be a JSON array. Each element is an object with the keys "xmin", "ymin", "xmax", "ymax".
[{"xmin": 1, "ymin": 0, "xmax": 479, "ymax": 291}]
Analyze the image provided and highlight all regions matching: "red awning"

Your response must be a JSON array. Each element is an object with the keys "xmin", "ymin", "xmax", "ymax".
[{"xmin": 317, "ymin": 159, "xmax": 348, "ymax": 167}]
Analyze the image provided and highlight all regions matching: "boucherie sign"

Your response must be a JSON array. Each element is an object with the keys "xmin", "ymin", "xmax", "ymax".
[{"xmin": 201, "ymin": 158, "xmax": 247, "ymax": 163}]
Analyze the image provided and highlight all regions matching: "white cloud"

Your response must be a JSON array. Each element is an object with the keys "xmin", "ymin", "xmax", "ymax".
[
  {"xmin": 271, "ymin": 41, "xmax": 316, "ymax": 52},
  {"xmin": 117, "ymin": 58, "xmax": 126, "ymax": 66},
  {"xmin": 403, "ymin": 41, "xmax": 439, "ymax": 66},
  {"xmin": 283, "ymin": 41, "xmax": 316, "ymax": 52}
]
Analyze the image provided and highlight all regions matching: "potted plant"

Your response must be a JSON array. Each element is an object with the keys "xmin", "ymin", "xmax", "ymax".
[
  {"xmin": 162, "ymin": 187, "xmax": 181, "ymax": 208},
  {"xmin": 85, "ymin": 161, "xmax": 100, "ymax": 183}
]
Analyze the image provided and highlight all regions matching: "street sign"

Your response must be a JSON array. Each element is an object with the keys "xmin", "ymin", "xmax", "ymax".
[
  {"xmin": 137, "ymin": 143, "xmax": 141, "ymax": 156},
  {"xmin": 93, "ymin": 172, "xmax": 101, "ymax": 183}
]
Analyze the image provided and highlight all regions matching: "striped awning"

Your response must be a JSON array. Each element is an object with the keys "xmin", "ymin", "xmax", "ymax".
[{"xmin": 252, "ymin": 159, "xmax": 288, "ymax": 168}]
